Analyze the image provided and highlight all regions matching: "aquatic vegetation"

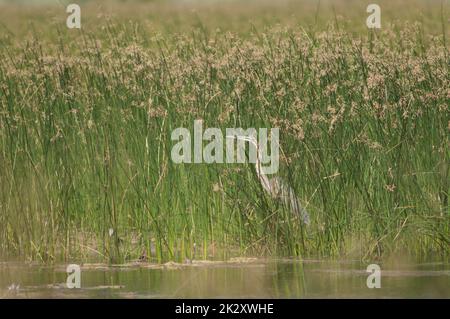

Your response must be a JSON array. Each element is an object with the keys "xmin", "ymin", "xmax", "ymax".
[{"xmin": 0, "ymin": 1, "xmax": 448, "ymax": 263}]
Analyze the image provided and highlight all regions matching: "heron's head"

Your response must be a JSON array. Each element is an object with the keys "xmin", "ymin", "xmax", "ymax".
[{"xmin": 225, "ymin": 135, "xmax": 258, "ymax": 148}]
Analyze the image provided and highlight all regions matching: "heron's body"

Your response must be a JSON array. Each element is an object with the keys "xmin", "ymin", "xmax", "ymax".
[
  {"xmin": 268, "ymin": 176, "xmax": 310, "ymax": 225},
  {"xmin": 226, "ymin": 135, "xmax": 310, "ymax": 225}
]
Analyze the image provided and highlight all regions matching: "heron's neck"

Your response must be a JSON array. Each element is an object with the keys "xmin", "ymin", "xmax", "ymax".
[{"xmin": 255, "ymin": 146, "xmax": 271, "ymax": 192}]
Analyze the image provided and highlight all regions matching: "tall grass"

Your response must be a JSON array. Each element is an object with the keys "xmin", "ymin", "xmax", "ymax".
[{"xmin": 0, "ymin": 4, "xmax": 448, "ymax": 263}]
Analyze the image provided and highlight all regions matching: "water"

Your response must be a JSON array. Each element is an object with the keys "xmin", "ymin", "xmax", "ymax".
[{"xmin": 1, "ymin": 259, "xmax": 449, "ymax": 298}]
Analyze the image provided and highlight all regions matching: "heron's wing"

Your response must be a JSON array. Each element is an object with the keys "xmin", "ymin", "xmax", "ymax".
[{"xmin": 270, "ymin": 177, "xmax": 310, "ymax": 225}]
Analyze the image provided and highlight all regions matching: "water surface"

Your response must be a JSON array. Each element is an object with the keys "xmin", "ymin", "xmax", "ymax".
[{"xmin": 1, "ymin": 259, "xmax": 449, "ymax": 298}]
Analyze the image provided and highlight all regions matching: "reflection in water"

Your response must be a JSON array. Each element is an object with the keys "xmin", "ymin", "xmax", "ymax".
[{"xmin": 0, "ymin": 259, "xmax": 449, "ymax": 298}]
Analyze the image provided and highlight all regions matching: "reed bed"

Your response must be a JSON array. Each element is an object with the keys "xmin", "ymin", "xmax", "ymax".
[{"xmin": 0, "ymin": 1, "xmax": 448, "ymax": 263}]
